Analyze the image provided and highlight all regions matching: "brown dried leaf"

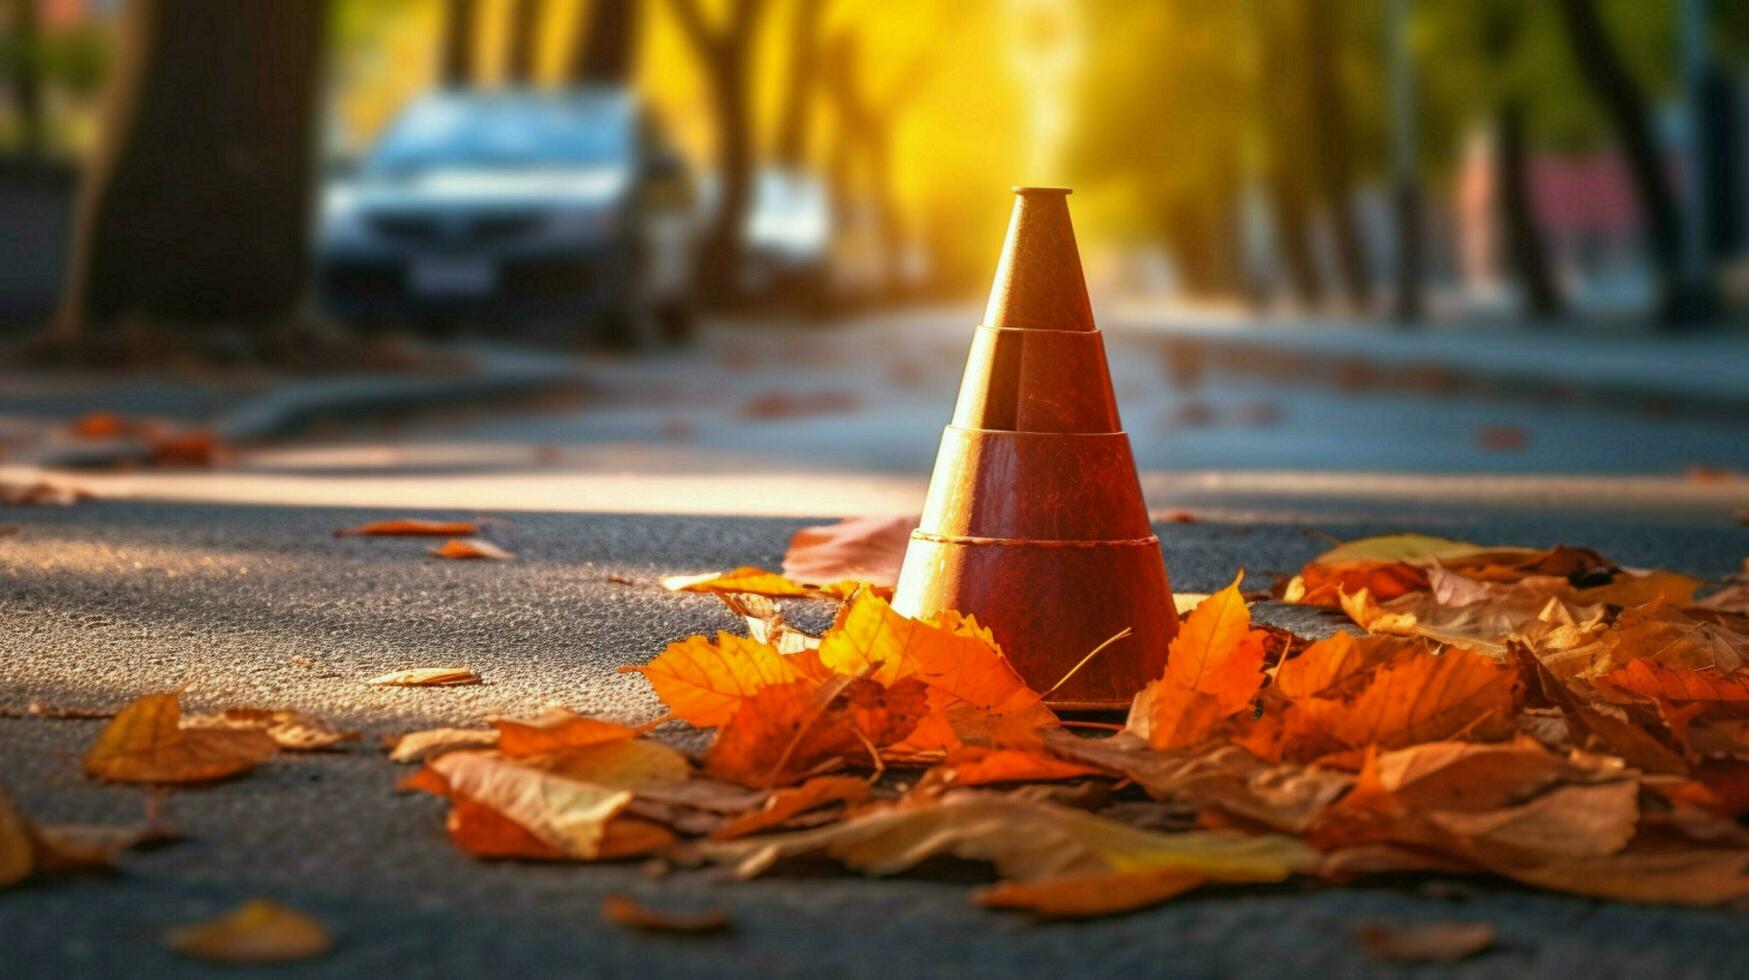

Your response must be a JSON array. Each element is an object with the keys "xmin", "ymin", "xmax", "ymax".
[
  {"xmin": 1356, "ymin": 921, "xmax": 1494, "ymax": 964},
  {"xmin": 700, "ymin": 793, "xmax": 1318, "ymax": 883},
  {"xmin": 185, "ymin": 708, "xmax": 358, "ymax": 751},
  {"xmin": 426, "ymin": 752, "xmax": 634, "ymax": 858},
  {"xmin": 364, "ymin": 667, "xmax": 480, "ymax": 687},
  {"xmin": 385, "ymin": 726, "xmax": 500, "ymax": 763},
  {"xmin": 1296, "ymin": 645, "xmax": 1520, "ymax": 751},
  {"xmin": 710, "ymin": 775, "xmax": 871, "ymax": 841},
  {"xmin": 781, "ymin": 515, "xmax": 916, "ymax": 590},
  {"xmin": 83, "ymin": 692, "xmax": 277, "ymax": 783}
]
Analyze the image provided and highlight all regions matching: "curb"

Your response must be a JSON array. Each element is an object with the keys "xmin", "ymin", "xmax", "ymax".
[
  {"xmin": 30, "ymin": 362, "xmax": 590, "ymax": 469},
  {"xmin": 1111, "ymin": 315, "xmax": 1749, "ymax": 418}
]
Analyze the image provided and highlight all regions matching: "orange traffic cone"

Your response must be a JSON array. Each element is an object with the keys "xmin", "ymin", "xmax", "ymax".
[{"xmin": 891, "ymin": 187, "xmax": 1179, "ymax": 709}]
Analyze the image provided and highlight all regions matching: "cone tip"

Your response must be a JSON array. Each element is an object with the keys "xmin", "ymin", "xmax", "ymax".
[{"xmin": 1012, "ymin": 186, "xmax": 1072, "ymax": 196}]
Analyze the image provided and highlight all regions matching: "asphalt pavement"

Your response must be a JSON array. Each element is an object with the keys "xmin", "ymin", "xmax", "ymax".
[{"xmin": 3, "ymin": 499, "xmax": 1748, "ymax": 979}]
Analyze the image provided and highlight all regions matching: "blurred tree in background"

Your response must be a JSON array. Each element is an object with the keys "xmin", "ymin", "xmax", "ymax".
[{"xmin": 2, "ymin": 0, "xmax": 1745, "ymax": 337}]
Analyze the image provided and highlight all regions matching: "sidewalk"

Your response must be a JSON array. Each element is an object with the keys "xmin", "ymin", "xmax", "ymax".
[
  {"xmin": 0, "ymin": 344, "xmax": 591, "ymax": 469},
  {"xmin": 1106, "ymin": 306, "xmax": 1749, "ymax": 415}
]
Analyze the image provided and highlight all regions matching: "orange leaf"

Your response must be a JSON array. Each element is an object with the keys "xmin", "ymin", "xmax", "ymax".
[
  {"xmin": 601, "ymin": 895, "xmax": 730, "ymax": 934},
  {"xmin": 71, "ymin": 411, "xmax": 131, "ymax": 439},
  {"xmin": 148, "ymin": 429, "xmax": 226, "ymax": 467},
  {"xmin": 1274, "ymin": 633, "xmax": 1410, "ymax": 700},
  {"xmin": 165, "ymin": 900, "xmax": 330, "ymax": 964},
  {"xmin": 710, "ymin": 775, "xmax": 871, "ymax": 841},
  {"xmin": 781, "ymin": 515, "xmax": 915, "ymax": 590},
  {"xmin": 83, "ymin": 692, "xmax": 278, "ymax": 783},
  {"xmin": 428, "ymin": 752, "xmax": 634, "ymax": 858},
  {"xmin": 1604, "ymin": 659, "xmax": 1749, "ymax": 702},
  {"xmin": 1285, "ymin": 562, "xmax": 1429, "ymax": 608},
  {"xmin": 623, "ymin": 632, "xmax": 803, "ymax": 728},
  {"xmin": 446, "ymin": 796, "xmax": 566, "ymax": 860},
  {"xmin": 975, "ymin": 868, "xmax": 1206, "ymax": 919},
  {"xmin": 923, "ymin": 746, "xmax": 1103, "ymax": 788},
  {"xmin": 1297, "ymin": 646, "xmax": 1519, "ymax": 751},
  {"xmin": 1571, "ymin": 570, "xmax": 1704, "ymax": 608},
  {"xmin": 1144, "ymin": 573, "xmax": 1267, "ymax": 749},
  {"xmin": 704, "ymin": 676, "xmax": 926, "ymax": 788},
  {"xmin": 428, "ymin": 538, "xmax": 513, "ymax": 560},
  {"xmin": 335, "ymin": 518, "xmax": 480, "ymax": 537},
  {"xmin": 492, "ymin": 710, "xmax": 643, "ymax": 757},
  {"xmin": 595, "ymin": 817, "xmax": 679, "ymax": 860}
]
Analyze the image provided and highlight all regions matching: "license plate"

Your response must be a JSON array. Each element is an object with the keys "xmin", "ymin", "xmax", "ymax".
[{"xmin": 408, "ymin": 258, "xmax": 496, "ymax": 297}]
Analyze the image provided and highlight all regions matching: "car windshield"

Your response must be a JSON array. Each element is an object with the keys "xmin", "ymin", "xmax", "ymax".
[{"xmin": 369, "ymin": 95, "xmax": 632, "ymax": 175}]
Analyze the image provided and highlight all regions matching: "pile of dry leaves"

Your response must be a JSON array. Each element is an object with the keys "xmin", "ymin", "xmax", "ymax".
[
  {"xmin": 380, "ymin": 532, "xmax": 1749, "ymax": 917},
  {"xmin": 11, "ymin": 526, "xmax": 1749, "ymax": 941}
]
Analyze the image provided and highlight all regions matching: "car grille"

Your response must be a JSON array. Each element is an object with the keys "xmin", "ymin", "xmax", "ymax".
[{"xmin": 367, "ymin": 212, "xmax": 544, "ymax": 247}]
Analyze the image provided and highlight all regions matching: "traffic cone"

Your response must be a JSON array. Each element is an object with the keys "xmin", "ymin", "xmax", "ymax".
[{"xmin": 891, "ymin": 187, "xmax": 1179, "ymax": 709}]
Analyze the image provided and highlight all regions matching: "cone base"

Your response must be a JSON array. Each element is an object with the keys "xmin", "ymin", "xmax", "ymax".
[{"xmin": 892, "ymin": 534, "xmax": 1179, "ymax": 709}]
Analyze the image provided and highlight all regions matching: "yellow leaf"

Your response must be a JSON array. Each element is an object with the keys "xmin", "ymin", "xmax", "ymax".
[
  {"xmin": 165, "ymin": 900, "xmax": 330, "ymax": 964},
  {"xmin": 662, "ymin": 567, "xmax": 815, "ymax": 597},
  {"xmin": 818, "ymin": 592, "xmax": 1043, "ymax": 716},
  {"xmin": 83, "ymin": 692, "xmax": 278, "ymax": 784},
  {"xmin": 623, "ymin": 632, "xmax": 803, "ymax": 728},
  {"xmin": 1312, "ymin": 534, "xmax": 1497, "ymax": 566}
]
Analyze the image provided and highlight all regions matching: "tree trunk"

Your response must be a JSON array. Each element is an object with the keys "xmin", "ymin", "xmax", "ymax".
[
  {"xmin": 58, "ymin": 0, "xmax": 328, "ymax": 333},
  {"xmin": 702, "ymin": 52, "xmax": 752, "ymax": 303},
  {"xmin": 1258, "ymin": 0, "xmax": 1322, "ymax": 308},
  {"xmin": 11, "ymin": 0, "xmax": 44, "ymax": 157},
  {"xmin": 439, "ymin": 0, "xmax": 478, "ymax": 87},
  {"xmin": 1306, "ymin": 0, "xmax": 1371, "ymax": 310},
  {"xmin": 1269, "ymin": 170, "xmax": 1323, "ymax": 308},
  {"xmin": 1495, "ymin": 101, "xmax": 1562, "ymax": 318},
  {"xmin": 774, "ymin": 0, "xmax": 826, "ymax": 168},
  {"xmin": 506, "ymin": 0, "xmax": 544, "ymax": 85},
  {"xmin": 1482, "ymin": 2, "xmax": 1561, "ymax": 319},
  {"xmin": 667, "ymin": 0, "xmax": 764, "ymax": 306},
  {"xmin": 1555, "ymin": 0, "xmax": 1695, "ymax": 324},
  {"xmin": 567, "ymin": 0, "xmax": 639, "ymax": 85},
  {"xmin": 1699, "ymin": 67, "xmax": 1742, "ymax": 259}
]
